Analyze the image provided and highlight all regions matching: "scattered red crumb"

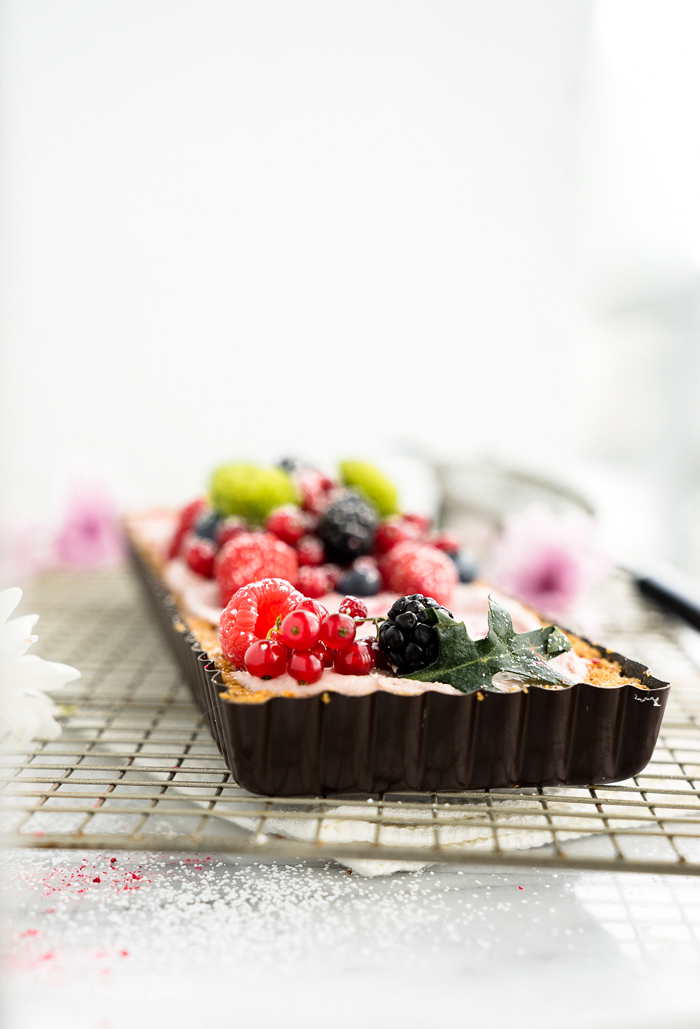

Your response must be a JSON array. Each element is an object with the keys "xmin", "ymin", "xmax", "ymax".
[
  {"xmin": 20, "ymin": 929, "xmax": 39, "ymax": 938},
  {"xmin": 518, "ymin": 886, "xmax": 524, "ymax": 890},
  {"xmin": 121, "ymin": 949, "xmax": 130, "ymax": 957},
  {"xmin": 14, "ymin": 860, "xmax": 151, "ymax": 898}
]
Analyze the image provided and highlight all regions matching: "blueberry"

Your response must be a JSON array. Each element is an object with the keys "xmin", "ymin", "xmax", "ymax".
[
  {"xmin": 451, "ymin": 552, "xmax": 477, "ymax": 584},
  {"xmin": 337, "ymin": 564, "xmax": 381, "ymax": 597},
  {"xmin": 193, "ymin": 509, "xmax": 221, "ymax": 543}
]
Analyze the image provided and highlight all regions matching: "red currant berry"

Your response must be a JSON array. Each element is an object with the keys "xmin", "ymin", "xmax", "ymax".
[
  {"xmin": 298, "ymin": 598, "xmax": 330, "ymax": 621},
  {"xmin": 333, "ymin": 641, "xmax": 375, "ymax": 676},
  {"xmin": 287, "ymin": 650, "xmax": 324, "ymax": 684},
  {"xmin": 311, "ymin": 642, "xmax": 335, "ymax": 667},
  {"xmin": 280, "ymin": 609, "xmax": 321, "ymax": 650},
  {"xmin": 183, "ymin": 535, "xmax": 217, "ymax": 578},
  {"xmin": 296, "ymin": 535, "xmax": 325, "ymax": 566},
  {"xmin": 244, "ymin": 640, "xmax": 288, "ymax": 679},
  {"xmin": 338, "ymin": 596, "xmax": 368, "ymax": 620},
  {"xmin": 319, "ymin": 612, "xmax": 356, "ymax": 650}
]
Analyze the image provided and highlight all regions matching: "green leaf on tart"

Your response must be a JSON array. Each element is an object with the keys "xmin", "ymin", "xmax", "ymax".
[{"xmin": 401, "ymin": 597, "xmax": 573, "ymax": 693}]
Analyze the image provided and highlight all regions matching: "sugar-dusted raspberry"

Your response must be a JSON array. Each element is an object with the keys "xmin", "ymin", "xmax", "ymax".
[
  {"xmin": 168, "ymin": 498, "xmax": 208, "ymax": 559},
  {"xmin": 220, "ymin": 578, "xmax": 303, "ymax": 667},
  {"xmin": 296, "ymin": 565, "xmax": 333, "ymax": 598},
  {"xmin": 379, "ymin": 541, "xmax": 458, "ymax": 606},
  {"xmin": 374, "ymin": 516, "xmax": 424, "ymax": 555},
  {"xmin": 402, "ymin": 513, "xmax": 432, "ymax": 536},
  {"xmin": 296, "ymin": 535, "xmax": 325, "ymax": 566},
  {"xmin": 266, "ymin": 505, "xmax": 311, "ymax": 546},
  {"xmin": 215, "ymin": 532, "xmax": 298, "ymax": 607}
]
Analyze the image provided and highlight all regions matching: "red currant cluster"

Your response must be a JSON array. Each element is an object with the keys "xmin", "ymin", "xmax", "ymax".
[{"xmin": 243, "ymin": 597, "xmax": 375, "ymax": 685}]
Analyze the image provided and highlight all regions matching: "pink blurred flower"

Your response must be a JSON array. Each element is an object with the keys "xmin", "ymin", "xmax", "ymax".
[
  {"xmin": 53, "ymin": 480, "xmax": 125, "ymax": 568},
  {"xmin": 488, "ymin": 504, "xmax": 609, "ymax": 621}
]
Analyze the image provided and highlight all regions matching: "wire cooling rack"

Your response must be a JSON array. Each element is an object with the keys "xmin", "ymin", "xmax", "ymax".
[{"xmin": 3, "ymin": 566, "xmax": 700, "ymax": 874}]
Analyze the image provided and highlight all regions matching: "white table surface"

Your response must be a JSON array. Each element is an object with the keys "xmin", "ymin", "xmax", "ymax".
[{"xmin": 3, "ymin": 849, "xmax": 700, "ymax": 1029}]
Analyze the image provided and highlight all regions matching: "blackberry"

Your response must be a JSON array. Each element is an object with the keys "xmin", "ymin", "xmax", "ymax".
[
  {"xmin": 317, "ymin": 490, "xmax": 377, "ymax": 564},
  {"xmin": 378, "ymin": 594, "xmax": 453, "ymax": 674}
]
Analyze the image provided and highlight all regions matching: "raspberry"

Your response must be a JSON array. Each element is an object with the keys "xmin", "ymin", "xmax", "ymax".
[
  {"xmin": 266, "ymin": 505, "xmax": 310, "ymax": 546},
  {"xmin": 379, "ymin": 541, "xmax": 458, "ymax": 606},
  {"xmin": 215, "ymin": 532, "xmax": 298, "ymax": 607},
  {"xmin": 183, "ymin": 535, "xmax": 217, "ymax": 578},
  {"xmin": 295, "ymin": 535, "xmax": 325, "ymax": 566},
  {"xmin": 321, "ymin": 563, "xmax": 343, "ymax": 589},
  {"xmin": 374, "ymin": 516, "xmax": 424, "ymax": 555},
  {"xmin": 168, "ymin": 498, "xmax": 208, "ymax": 559},
  {"xmin": 338, "ymin": 596, "xmax": 368, "ymax": 620},
  {"xmin": 296, "ymin": 565, "xmax": 333, "ymax": 599},
  {"xmin": 220, "ymin": 578, "xmax": 303, "ymax": 666}
]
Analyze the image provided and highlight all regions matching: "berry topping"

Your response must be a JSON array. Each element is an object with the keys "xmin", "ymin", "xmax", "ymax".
[
  {"xmin": 220, "ymin": 578, "xmax": 303, "ymax": 666},
  {"xmin": 298, "ymin": 598, "xmax": 330, "ymax": 621},
  {"xmin": 311, "ymin": 642, "xmax": 335, "ymax": 667},
  {"xmin": 317, "ymin": 490, "xmax": 377, "ymax": 564},
  {"xmin": 287, "ymin": 650, "xmax": 324, "ymax": 685},
  {"xmin": 168, "ymin": 498, "xmax": 208, "ymax": 559},
  {"xmin": 379, "ymin": 541, "xmax": 458, "ymax": 606},
  {"xmin": 451, "ymin": 552, "xmax": 478, "ymax": 584},
  {"xmin": 209, "ymin": 463, "xmax": 299, "ymax": 524},
  {"xmin": 295, "ymin": 467, "xmax": 337, "ymax": 514},
  {"xmin": 266, "ymin": 505, "xmax": 310, "ymax": 546},
  {"xmin": 402, "ymin": 513, "xmax": 432, "ymax": 536},
  {"xmin": 215, "ymin": 532, "xmax": 298, "ymax": 606},
  {"xmin": 280, "ymin": 609, "xmax": 322, "ymax": 651},
  {"xmin": 338, "ymin": 596, "xmax": 368, "ymax": 620},
  {"xmin": 339, "ymin": 460, "xmax": 399, "ymax": 518},
  {"xmin": 183, "ymin": 535, "xmax": 217, "ymax": 578},
  {"xmin": 377, "ymin": 594, "xmax": 453, "ymax": 674},
  {"xmin": 244, "ymin": 639, "xmax": 288, "ymax": 679},
  {"xmin": 319, "ymin": 612, "xmax": 356, "ymax": 650},
  {"xmin": 431, "ymin": 532, "xmax": 461, "ymax": 556},
  {"xmin": 216, "ymin": 516, "xmax": 248, "ymax": 548},
  {"xmin": 336, "ymin": 558, "xmax": 381, "ymax": 597},
  {"xmin": 374, "ymin": 516, "xmax": 424, "ymax": 555},
  {"xmin": 296, "ymin": 565, "xmax": 333, "ymax": 598},
  {"xmin": 333, "ymin": 640, "xmax": 375, "ymax": 676},
  {"xmin": 295, "ymin": 535, "xmax": 325, "ymax": 566},
  {"xmin": 193, "ymin": 509, "xmax": 221, "ymax": 543}
]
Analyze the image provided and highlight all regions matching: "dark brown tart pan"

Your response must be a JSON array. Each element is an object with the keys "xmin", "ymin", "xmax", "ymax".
[{"xmin": 130, "ymin": 544, "xmax": 671, "ymax": 797}]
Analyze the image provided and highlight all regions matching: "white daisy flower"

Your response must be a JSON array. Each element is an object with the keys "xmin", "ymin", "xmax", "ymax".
[{"xmin": 0, "ymin": 587, "xmax": 80, "ymax": 746}]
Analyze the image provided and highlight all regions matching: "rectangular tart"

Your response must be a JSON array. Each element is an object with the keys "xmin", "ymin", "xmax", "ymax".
[{"xmin": 127, "ymin": 522, "xmax": 671, "ymax": 797}]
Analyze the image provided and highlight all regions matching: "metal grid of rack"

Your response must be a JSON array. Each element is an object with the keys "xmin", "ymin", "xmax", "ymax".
[{"xmin": 3, "ymin": 567, "xmax": 700, "ymax": 874}]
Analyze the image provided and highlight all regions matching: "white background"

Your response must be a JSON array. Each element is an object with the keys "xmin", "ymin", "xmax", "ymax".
[{"xmin": 2, "ymin": 0, "xmax": 700, "ymax": 568}]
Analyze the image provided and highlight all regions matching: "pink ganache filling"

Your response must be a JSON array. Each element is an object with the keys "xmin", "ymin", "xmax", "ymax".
[{"xmin": 130, "ymin": 509, "xmax": 592, "ymax": 697}]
